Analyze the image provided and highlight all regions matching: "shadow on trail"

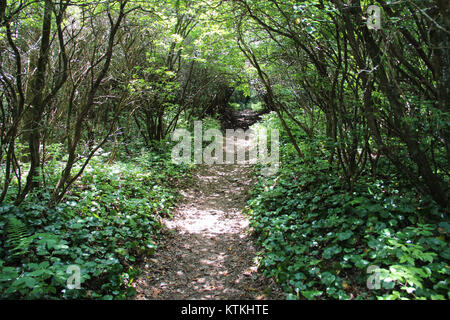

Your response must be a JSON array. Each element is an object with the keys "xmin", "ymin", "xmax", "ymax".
[
  {"xmin": 220, "ymin": 108, "xmax": 267, "ymax": 130},
  {"xmin": 134, "ymin": 150, "xmax": 283, "ymax": 300}
]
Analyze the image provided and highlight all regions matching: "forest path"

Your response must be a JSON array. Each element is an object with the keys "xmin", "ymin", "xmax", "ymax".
[{"xmin": 134, "ymin": 114, "xmax": 283, "ymax": 300}]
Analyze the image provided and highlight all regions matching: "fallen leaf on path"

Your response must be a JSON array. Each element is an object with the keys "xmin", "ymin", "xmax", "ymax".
[{"xmin": 152, "ymin": 288, "xmax": 160, "ymax": 298}]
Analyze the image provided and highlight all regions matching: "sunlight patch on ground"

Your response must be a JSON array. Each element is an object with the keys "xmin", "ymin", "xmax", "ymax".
[{"xmin": 164, "ymin": 206, "xmax": 249, "ymax": 235}]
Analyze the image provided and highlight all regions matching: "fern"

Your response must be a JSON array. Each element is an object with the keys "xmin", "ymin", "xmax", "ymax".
[{"xmin": 5, "ymin": 217, "xmax": 32, "ymax": 257}]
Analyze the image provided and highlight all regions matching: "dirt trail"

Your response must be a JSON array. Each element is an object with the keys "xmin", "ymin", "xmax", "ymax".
[{"xmin": 134, "ymin": 127, "xmax": 283, "ymax": 300}]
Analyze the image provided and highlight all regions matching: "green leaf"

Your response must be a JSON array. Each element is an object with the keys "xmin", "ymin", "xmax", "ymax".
[
  {"xmin": 319, "ymin": 272, "xmax": 336, "ymax": 286},
  {"xmin": 322, "ymin": 245, "xmax": 342, "ymax": 259},
  {"xmin": 301, "ymin": 290, "xmax": 323, "ymax": 300},
  {"xmin": 337, "ymin": 230, "xmax": 353, "ymax": 241}
]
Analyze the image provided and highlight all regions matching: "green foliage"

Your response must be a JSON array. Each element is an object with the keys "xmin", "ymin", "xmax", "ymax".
[
  {"xmin": 247, "ymin": 116, "xmax": 449, "ymax": 300},
  {"xmin": 229, "ymin": 102, "xmax": 243, "ymax": 111},
  {"xmin": 198, "ymin": 116, "xmax": 222, "ymax": 132},
  {"xmin": 5, "ymin": 217, "xmax": 32, "ymax": 258},
  {"xmin": 248, "ymin": 101, "xmax": 264, "ymax": 112},
  {"xmin": 0, "ymin": 142, "xmax": 190, "ymax": 299}
]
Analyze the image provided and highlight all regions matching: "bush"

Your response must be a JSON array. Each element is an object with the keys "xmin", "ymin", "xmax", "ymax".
[
  {"xmin": 246, "ymin": 113, "xmax": 449, "ymax": 300},
  {"xmin": 247, "ymin": 158, "xmax": 450, "ymax": 300},
  {"xmin": 0, "ymin": 142, "xmax": 191, "ymax": 299}
]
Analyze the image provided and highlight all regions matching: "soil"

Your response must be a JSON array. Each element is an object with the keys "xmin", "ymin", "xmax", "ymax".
[{"xmin": 134, "ymin": 110, "xmax": 284, "ymax": 300}]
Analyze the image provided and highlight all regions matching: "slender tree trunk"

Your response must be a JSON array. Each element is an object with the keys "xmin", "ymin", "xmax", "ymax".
[{"xmin": 16, "ymin": 0, "xmax": 52, "ymax": 204}]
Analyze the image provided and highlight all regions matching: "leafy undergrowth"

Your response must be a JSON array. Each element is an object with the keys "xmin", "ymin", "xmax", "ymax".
[
  {"xmin": 248, "ymin": 158, "xmax": 450, "ymax": 300},
  {"xmin": 0, "ymin": 143, "xmax": 191, "ymax": 299}
]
